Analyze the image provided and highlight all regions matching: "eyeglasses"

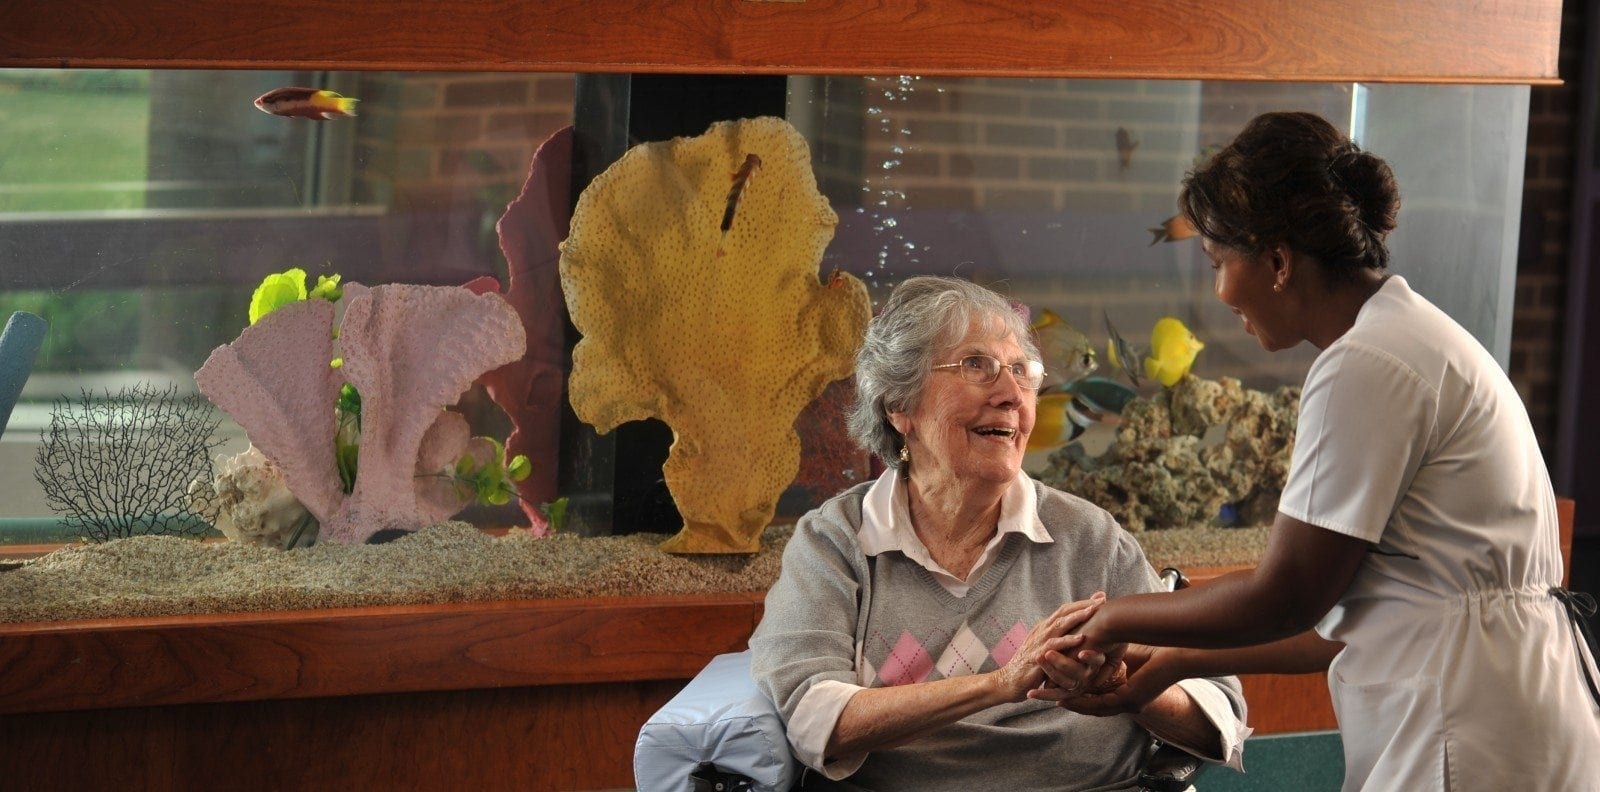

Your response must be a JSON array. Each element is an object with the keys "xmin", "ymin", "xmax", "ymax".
[{"xmin": 932, "ymin": 355, "xmax": 1045, "ymax": 389}]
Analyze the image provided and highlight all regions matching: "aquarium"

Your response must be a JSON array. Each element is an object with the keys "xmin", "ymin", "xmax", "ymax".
[{"xmin": 0, "ymin": 69, "xmax": 1529, "ymax": 618}]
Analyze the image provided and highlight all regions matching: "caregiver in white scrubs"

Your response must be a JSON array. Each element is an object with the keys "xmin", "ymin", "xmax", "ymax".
[{"xmin": 1034, "ymin": 111, "xmax": 1600, "ymax": 791}]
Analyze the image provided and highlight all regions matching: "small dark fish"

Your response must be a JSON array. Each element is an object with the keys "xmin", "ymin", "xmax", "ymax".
[
  {"xmin": 1115, "ymin": 127, "xmax": 1139, "ymax": 172},
  {"xmin": 1104, "ymin": 312, "xmax": 1145, "ymax": 388},
  {"xmin": 1147, "ymin": 214, "xmax": 1199, "ymax": 245},
  {"xmin": 721, "ymin": 153, "xmax": 762, "ymax": 234},
  {"xmin": 254, "ymin": 87, "xmax": 359, "ymax": 120}
]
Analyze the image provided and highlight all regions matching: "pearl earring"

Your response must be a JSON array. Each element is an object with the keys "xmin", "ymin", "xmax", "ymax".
[{"xmin": 1274, "ymin": 283, "xmax": 1284, "ymax": 292}]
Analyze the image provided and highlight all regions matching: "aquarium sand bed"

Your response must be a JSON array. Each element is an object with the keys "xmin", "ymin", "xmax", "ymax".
[{"xmin": 0, "ymin": 522, "xmax": 1268, "ymax": 623}]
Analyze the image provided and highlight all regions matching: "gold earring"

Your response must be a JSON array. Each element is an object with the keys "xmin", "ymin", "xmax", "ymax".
[
  {"xmin": 1274, "ymin": 283, "xmax": 1284, "ymax": 292},
  {"xmin": 898, "ymin": 446, "xmax": 910, "ymax": 464}
]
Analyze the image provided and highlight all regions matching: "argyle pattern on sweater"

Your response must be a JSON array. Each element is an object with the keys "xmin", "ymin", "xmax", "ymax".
[{"xmin": 862, "ymin": 615, "xmax": 1029, "ymax": 687}]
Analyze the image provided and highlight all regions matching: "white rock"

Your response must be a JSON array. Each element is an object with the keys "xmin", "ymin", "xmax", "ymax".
[{"xmin": 195, "ymin": 446, "xmax": 319, "ymax": 548}]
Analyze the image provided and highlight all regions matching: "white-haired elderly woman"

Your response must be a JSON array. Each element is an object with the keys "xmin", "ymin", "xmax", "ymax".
[{"xmin": 749, "ymin": 276, "xmax": 1249, "ymax": 790}]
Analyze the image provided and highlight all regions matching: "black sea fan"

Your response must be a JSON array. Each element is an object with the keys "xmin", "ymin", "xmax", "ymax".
[{"xmin": 33, "ymin": 382, "xmax": 224, "ymax": 542}]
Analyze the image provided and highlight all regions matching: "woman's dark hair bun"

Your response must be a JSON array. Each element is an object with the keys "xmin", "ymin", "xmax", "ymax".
[
  {"xmin": 1180, "ymin": 112, "xmax": 1401, "ymax": 277},
  {"xmin": 1330, "ymin": 149, "xmax": 1399, "ymax": 236}
]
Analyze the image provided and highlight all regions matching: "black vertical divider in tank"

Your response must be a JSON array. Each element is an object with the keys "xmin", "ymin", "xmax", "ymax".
[{"xmin": 559, "ymin": 74, "xmax": 787, "ymax": 536}]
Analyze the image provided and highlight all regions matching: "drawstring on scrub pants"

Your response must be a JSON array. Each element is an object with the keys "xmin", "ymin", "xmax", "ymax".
[{"xmin": 1551, "ymin": 587, "xmax": 1600, "ymax": 708}]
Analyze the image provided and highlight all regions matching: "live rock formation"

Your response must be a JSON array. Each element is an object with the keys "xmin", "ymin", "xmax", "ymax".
[{"xmin": 1039, "ymin": 375, "xmax": 1299, "ymax": 532}]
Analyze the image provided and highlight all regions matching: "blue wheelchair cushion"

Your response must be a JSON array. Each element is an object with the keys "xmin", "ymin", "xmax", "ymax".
[{"xmin": 634, "ymin": 650, "xmax": 798, "ymax": 792}]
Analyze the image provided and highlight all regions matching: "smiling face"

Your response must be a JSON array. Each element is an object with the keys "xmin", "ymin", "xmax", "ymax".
[
  {"xmin": 1204, "ymin": 237, "xmax": 1304, "ymax": 353},
  {"xmin": 888, "ymin": 317, "xmax": 1038, "ymax": 491}
]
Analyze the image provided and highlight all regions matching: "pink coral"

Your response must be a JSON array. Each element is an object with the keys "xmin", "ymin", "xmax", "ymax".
[
  {"xmin": 193, "ymin": 299, "xmax": 344, "ymax": 523},
  {"xmin": 195, "ymin": 284, "xmax": 526, "ymax": 545}
]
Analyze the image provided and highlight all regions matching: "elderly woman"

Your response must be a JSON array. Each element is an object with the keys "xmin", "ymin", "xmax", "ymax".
[
  {"xmin": 1041, "ymin": 112, "xmax": 1600, "ymax": 791},
  {"xmin": 749, "ymin": 276, "xmax": 1248, "ymax": 790}
]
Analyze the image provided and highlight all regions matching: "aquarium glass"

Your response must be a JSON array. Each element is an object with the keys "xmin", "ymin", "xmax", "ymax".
[
  {"xmin": 788, "ymin": 77, "xmax": 1528, "ymax": 475},
  {"xmin": 0, "ymin": 70, "xmax": 1528, "ymax": 551},
  {"xmin": 0, "ymin": 69, "xmax": 576, "ymax": 538}
]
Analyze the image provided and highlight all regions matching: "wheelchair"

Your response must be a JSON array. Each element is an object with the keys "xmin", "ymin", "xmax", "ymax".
[{"xmin": 636, "ymin": 568, "xmax": 1206, "ymax": 792}]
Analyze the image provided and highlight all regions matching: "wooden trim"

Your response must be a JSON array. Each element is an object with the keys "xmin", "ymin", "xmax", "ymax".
[
  {"xmin": 0, "ymin": 592, "xmax": 765, "ymax": 715},
  {"xmin": 1560, "ymin": 496, "xmax": 1576, "ymax": 586},
  {"xmin": 0, "ymin": 0, "xmax": 1562, "ymax": 84}
]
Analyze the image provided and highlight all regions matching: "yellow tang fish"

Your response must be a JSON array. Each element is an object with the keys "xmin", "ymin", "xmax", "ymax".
[{"xmin": 1144, "ymin": 316, "xmax": 1205, "ymax": 387}]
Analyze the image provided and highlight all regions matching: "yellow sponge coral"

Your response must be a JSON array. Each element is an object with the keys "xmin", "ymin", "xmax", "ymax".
[{"xmin": 560, "ymin": 116, "xmax": 871, "ymax": 553}]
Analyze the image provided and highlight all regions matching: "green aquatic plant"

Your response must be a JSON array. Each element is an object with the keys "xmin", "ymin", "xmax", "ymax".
[
  {"xmin": 334, "ymin": 383, "xmax": 361, "ymax": 493},
  {"xmin": 538, "ymin": 496, "xmax": 569, "ymax": 533},
  {"xmin": 249, "ymin": 267, "xmax": 342, "ymax": 325},
  {"xmin": 440, "ymin": 437, "xmax": 532, "ymax": 507}
]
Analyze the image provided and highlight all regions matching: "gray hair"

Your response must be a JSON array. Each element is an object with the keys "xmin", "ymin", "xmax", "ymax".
[{"xmin": 848, "ymin": 276, "xmax": 1040, "ymax": 467}]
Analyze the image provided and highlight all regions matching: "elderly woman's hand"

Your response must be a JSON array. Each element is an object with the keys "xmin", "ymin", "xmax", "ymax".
[
  {"xmin": 989, "ymin": 593, "xmax": 1106, "ymax": 702},
  {"xmin": 1037, "ymin": 644, "xmax": 1180, "ymax": 716}
]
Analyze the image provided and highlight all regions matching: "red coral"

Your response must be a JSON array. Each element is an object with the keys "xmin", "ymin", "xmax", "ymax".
[{"xmin": 473, "ymin": 126, "xmax": 573, "ymax": 536}]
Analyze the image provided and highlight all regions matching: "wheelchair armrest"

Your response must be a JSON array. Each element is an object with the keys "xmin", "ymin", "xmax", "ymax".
[{"xmin": 635, "ymin": 651, "xmax": 799, "ymax": 792}]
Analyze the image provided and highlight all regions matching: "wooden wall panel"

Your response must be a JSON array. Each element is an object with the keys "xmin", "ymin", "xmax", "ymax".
[
  {"xmin": 0, "ymin": 593, "xmax": 765, "ymax": 715},
  {"xmin": 0, "ymin": 0, "xmax": 1562, "ymax": 84},
  {"xmin": 0, "ymin": 681, "xmax": 683, "ymax": 791}
]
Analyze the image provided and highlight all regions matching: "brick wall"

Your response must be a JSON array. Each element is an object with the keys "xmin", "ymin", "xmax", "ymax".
[
  {"xmin": 800, "ymin": 77, "xmax": 1380, "ymax": 389},
  {"xmin": 1512, "ymin": 0, "xmax": 1589, "ymax": 458},
  {"xmin": 350, "ymin": 73, "xmax": 573, "ymax": 216}
]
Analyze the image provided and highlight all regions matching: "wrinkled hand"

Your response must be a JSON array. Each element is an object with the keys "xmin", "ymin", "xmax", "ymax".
[
  {"xmin": 991, "ymin": 593, "xmax": 1106, "ymax": 702},
  {"xmin": 1030, "ymin": 607, "xmax": 1125, "ymax": 699},
  {"xmin": 1054, "ymin": 645, "xmax": 1181, "ymax": 716}
]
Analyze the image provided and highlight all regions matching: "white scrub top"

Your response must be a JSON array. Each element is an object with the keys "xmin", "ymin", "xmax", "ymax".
[{"xmin": 1279, "ymin": 276, "xmax": 1600, "ymax": 791}]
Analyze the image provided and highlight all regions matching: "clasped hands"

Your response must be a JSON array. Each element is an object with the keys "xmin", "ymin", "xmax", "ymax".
[{"xmin": 995, "ymin": 593, "xmax": 1171, "ymax": 716}]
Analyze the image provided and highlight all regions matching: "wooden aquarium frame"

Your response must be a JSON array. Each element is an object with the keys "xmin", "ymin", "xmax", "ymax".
[
  {"xmin": 0, "ymin": 0, "xmax": 1562, "ymax": 84},
  {"xmin": 0, "ymin": 0, "xmax": 1568, "ymax": 787}
]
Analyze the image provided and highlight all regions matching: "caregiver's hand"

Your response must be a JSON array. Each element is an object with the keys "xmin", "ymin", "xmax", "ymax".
[{"xmin": 994, "ymin": 592, "xmax": 1106, "ymax": 702}]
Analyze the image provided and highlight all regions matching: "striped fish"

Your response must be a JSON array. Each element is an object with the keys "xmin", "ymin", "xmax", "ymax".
[{"xmin": 721, "ymin": 153, "xmax": 762, "ymax": 234}]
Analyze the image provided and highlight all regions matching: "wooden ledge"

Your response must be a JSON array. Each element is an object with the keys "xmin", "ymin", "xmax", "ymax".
[
  {"xmin": 0, "ymin": 592, "xmax": 766, "ymax": 715},
  {"xmin": 0, "ymin": 0, "xmax": 1562, "ymax": 84},
  {"xmin": 0, "ymin": 566, "xmax": 1281, "ymax": 720},
  {"xmin": 0, "ymin": 492, "xmax": 1569, "ymax": 731}
]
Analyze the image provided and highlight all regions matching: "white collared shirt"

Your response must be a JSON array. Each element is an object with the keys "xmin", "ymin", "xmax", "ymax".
[{"xmin": 857, "ymin": 467, "xmax": 1052, "ymax": 597}]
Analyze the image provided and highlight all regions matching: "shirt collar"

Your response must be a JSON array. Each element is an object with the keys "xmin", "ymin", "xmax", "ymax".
[{"xmin": 858, "ymin": 468, "xmax": 1052, "ymax": 559}]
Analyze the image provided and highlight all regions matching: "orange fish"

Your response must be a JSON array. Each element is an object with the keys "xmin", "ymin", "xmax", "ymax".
[
  {"xmin": 721, "ymin": 153, "xmax": 762, "ymax": 234},
  {"xmin": 1147, "ymin": 214, "xmax": 1198, "ymax": 245},
  {"xmin": 254, "ymin": 87, "xmax": 359, "ymax": 120},
  {"xmin": 1115, "ymin": 127, "xmax": 1139, "ymax": 172}
]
